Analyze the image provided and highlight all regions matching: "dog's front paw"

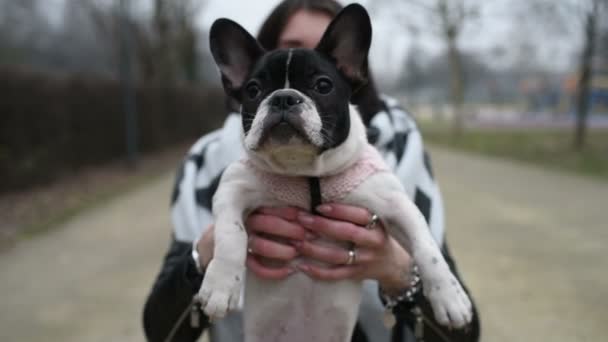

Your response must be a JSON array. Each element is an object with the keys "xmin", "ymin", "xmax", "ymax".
[
  {"xmin": 198, "ymin": 258, "xmax": 244, "ymax": 319},
  {"xmin": 424, "ymin": 274, "xmax": 473, "ymax": 329}
]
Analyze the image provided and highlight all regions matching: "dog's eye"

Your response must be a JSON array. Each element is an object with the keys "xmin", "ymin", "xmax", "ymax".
[
  {"xmin": 314, "ymin": 78, "xmax": 333, "ymax": 94},
  {"xmin": 245, "ymin": 82, "xmax": 261, "ymax": 99}
]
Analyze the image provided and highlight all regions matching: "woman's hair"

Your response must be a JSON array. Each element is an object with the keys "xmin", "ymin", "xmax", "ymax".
[{"xmin": 257, "ymin": 0, "xmax": 343, "ymax": 50}]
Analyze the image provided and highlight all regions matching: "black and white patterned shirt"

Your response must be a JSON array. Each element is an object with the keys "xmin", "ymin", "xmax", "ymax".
[{"xmin": 168, "ymin": 95, "xmax": 445, "ymax": 342}]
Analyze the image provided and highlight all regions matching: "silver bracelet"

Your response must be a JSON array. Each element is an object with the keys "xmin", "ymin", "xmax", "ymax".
[
  {"xmin": 380, "ymin": 265, "xmax": 421, "ymax": 328},
  {"xmin": 191, "ymin": 240, "xmax": 204, "ymax": 274},
  {"xmin": 381, "ymin": 265, "xmax": 421, "ymax": 308}
]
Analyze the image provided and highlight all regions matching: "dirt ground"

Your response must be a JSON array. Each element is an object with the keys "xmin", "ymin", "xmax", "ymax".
[
  {"xmin": 0, "ymin": 146, "xmax": 606, "ymax": 341},
  {"xmin": 0, "ymin": 143, "xmax": 188, "ymax": 248}
]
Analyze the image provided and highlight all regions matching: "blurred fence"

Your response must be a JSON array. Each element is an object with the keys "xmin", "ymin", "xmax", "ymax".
[{"xmin": 0, "ymin": 67, "xmax": 226, "ymax": 193}]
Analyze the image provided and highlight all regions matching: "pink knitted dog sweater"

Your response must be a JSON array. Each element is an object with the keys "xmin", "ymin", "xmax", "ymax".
[{"xmin": 245, "ymin": 144, "xmax": 390, "ymax": 210}]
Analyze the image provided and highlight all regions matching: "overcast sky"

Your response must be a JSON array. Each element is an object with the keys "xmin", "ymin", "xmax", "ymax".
[{"xmin": 195, "ymin": 0, "xmax": 581, "ymax": 86}]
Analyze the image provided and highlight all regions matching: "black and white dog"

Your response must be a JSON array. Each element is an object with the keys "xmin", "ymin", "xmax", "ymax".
[{"xmin": 199, "ymin": 4, "xmax": 472, "ymax": 342}]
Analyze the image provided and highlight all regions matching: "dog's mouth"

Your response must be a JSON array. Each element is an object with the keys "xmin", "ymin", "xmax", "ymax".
[{"xmin": 258, "ymin": 112, "xmax": 312, "ymax": 147}]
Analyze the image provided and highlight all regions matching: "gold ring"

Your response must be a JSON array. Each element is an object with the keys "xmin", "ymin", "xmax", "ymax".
[
  {"xmin": 247, "ymin": 236, "xmax": 254, "ymax": 254},
  {"xmin": 345, "ymin": 248, "xmax": 357, "ymax": 265},
  {"xmin": 365, "ymin": 213, "xmax": 379, "ymax": 230}
]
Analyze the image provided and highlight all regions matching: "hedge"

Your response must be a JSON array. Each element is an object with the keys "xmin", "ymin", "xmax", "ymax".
[{"xmin": 0, "ymin": 67, "xmax": 226, "ymax": 192}]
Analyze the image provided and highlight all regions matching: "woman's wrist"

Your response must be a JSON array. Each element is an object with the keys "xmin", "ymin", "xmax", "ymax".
[
  {"xmin": 378, "ymin": 239, "xmax": 414, "ymax": 294},
  {"xmin": 194, "ymin": 224, "xmax": 214, "ymax": 271},
  {"xmin": 379, "ymin": 263, "xmax": 421, "ymax": 329},
  {"xmin": 380, "ymin": 264, "xmax": 421, "ymax": 302},
  {"xmin": 379, "ymin": 272, "xmax": 412, "ymax": 296}
]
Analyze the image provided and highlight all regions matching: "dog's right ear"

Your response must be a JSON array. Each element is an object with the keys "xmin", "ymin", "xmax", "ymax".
[{"xmin": 210, "ymin": 19, "xmax": 264, "ymax": 98}]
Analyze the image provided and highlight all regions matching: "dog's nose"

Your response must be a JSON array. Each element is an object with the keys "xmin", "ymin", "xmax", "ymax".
[{"xmin": 270, "ymin": 93, "xmax": 303, "ymax": 110}]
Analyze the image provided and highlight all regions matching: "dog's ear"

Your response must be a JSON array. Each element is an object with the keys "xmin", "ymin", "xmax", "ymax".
[
  {"xmin": 315, "ymin": 4, "xmax": 372, "ymax": 87},
  {"xmin": 210, "ymin": 19, "xmax": 264, "ymax": 98}
]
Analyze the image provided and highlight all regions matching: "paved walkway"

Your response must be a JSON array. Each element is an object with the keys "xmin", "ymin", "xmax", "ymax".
[
  {"xmin": 0, "ymin": 174, "xmax": 173, "ymax": 342},
  {"xmin": 1, "ymin": 147, "xmax": 607, "ymax": 341},
  {"xmin": 431, "ymin": 147, "xmax": 608, "ymax": 341}
]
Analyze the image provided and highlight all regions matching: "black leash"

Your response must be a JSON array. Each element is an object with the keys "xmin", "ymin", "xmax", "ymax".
[
  {"xmin": 308, "ymin": 177, "xmax": 322, "ymax": 213},
  {"xmin": 163, "ymin": 296, "xmax": 200, "ymax": 342}
]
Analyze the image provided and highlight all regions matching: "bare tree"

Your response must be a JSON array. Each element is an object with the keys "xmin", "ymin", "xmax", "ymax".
[
  {"xmin": 373, "ymin": 0, "xmax": 481, "ymax": 138},
  {"xmin": 525, "ymin": 0, "xmax": 607, "ymax": 150},
  {"xmin": 84, "ymin": 0, "xmax": 205, "ymax": 83},
  {"xmin": 0, "ymin": 0, "xmax": 49, "ymax": 64},
  {"xmin": 573, "ymin": 0, "xmax": 603, "ymax": 150},
  {"xmin": 435, "ymin": 0, "xmax": 480, "ymax": 137},
  {"xmin": 84, "ymin": 0, "xmax": 133, "ymax": 74},
  {"xmin": 150, "ymin": 0, "xmax": 204, "ymax": 83}
]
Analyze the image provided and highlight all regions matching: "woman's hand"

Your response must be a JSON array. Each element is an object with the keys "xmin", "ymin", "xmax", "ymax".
[
  {"xmin": 196, "ymin": 204, "xmax": 413, "ymax": 293},
  {"xmin": 244, "ymin": 206, "xmax": 310, "ymax": 280},
  {"xmin": 196, "ymin": 207, "xmax": 309, "ymax": 280},
  {"xmin": 196, "ymin": 207, "xmax": 304, "ymax": 272},
  {"xmin": 296, "ymin": 203, "xmax": 413, "ymax": 293}
]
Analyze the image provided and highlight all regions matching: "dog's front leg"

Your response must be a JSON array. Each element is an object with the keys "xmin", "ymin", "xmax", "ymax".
[
  {"xmin": 198, "ymin": 163, "xmax": 261, "ymax": 319},
  {"xmin": 345, "ymin": 173, "xmax": 472, "ymax": 328},
  {"xmin": 380, "ymin": 191, "xmax": 472, "ymax": 328}
]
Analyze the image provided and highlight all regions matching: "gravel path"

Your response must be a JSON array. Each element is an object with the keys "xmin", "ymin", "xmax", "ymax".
[{"xmin": 1, "ymin": 147, "xmax": 606, "ymax": 341}]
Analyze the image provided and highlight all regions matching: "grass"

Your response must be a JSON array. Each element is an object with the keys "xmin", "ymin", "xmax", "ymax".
[{"xmin": 420, "ymin": 124, "xmax": 608, "ymax": 180}]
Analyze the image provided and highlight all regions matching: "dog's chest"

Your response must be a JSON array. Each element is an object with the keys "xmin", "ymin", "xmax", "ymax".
[
  {"xmin": 244, "ymin": 272, "xmax": 363, "ymax": 342},
  {"xmin": 244, "ymin": 145, "xmax": 388, "ymax": 209}
]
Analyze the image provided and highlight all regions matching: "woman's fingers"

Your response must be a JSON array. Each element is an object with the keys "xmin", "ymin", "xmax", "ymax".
[
  {"xmin": 297, "ymin": 213, "xmax": 385, "ymax": 248},
  {"xmin": 248, "ymin": 235, "xmax": 298, "ymax": 261},
  {"xmin": 245, "ymin": 224, "xmax": 299, "ymax": 280},
  {"xmin": 256, "ymin": 206, "xmax": 302, "ymax": 221},
  {"xmin": 297, "ymin": 263, "xmax": 362, "ymax": 281},
  {"xmin": 296, "ymin": 241, "xmax": 374, "ymax": 265},
  {"xmin": 246, "ymin": 255, "xmax": 294, "ymax": 280},
  {"xmin": 315, "ymin": 203, "xmax": 373, "ymax": 226},
  {"xmin": 243, "ymin": 204, "xmax": 391, "ymax": 282},
  {"xmin": 246, "ymin": 212, "xmax": 307, "ymax": 240}
]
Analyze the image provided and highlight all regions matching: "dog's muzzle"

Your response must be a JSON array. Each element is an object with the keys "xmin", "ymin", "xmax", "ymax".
[{"xmin": 261, "ymin": 90, "xmax": 308, "ymax": 144}]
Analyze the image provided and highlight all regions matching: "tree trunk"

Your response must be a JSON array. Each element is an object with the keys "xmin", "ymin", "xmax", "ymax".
[
  {"xmin": 153, "ymin": 0, "xmax": 175, "ymax": 83},
  {"xmin": 447, "ymin": 34, "xmax": 465, "ymax": 138},
  {"xmin": 574, "ymin": 1, "xmax": 597, "ymax": 150}
]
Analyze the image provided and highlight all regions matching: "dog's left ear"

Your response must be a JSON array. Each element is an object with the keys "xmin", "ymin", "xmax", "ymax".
[
  {"xmin": 210, "ymin": 18, "xmax": 265, "ymax": 98},
  {"xmin": 315, "ymin": 4, "xmax": 372, "ymax": 86}
]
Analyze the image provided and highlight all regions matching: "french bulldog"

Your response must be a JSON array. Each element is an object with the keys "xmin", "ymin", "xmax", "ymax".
[{"xmin": 199, "ymin": 4, "xmax": 472, "ymax": 342}]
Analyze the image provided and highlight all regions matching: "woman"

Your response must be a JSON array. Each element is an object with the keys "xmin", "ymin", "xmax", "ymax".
[{"xmin": 143, "ymin": 1, "xmax": 480, "ymax": 341}]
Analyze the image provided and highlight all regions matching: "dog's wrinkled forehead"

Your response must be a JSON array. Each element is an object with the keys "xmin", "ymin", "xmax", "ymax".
[
  {"xmin": 237, "ymin": 49, "xmax": 353, "ymax": 150},
  {"xmin": 249, "ymin": 50, "xmax": 345, "ymax": 91},
  {"xmin": 243, "ymin": 49, "xmax": 351, "ymax": 112}
]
